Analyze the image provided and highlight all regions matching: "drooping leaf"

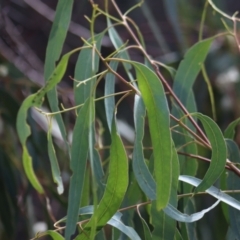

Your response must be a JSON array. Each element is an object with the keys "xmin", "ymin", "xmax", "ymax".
[
  {"xmin": 224, "ymin": 118, "xmax": 240, "ymax": 139},
  {"xmin": 151, "ymin": 144, "xmax": 179, "ymax": 240},
  {"xmin": 44, "ymin": 0, "xmax": 74, "ymax": 154},
  {"xmin": 74, "ymin": 33, "xmax": 103, "ymax": 106},
  {"xmin": 192, "ymin": 113, "xmax": 227, "ymax": 193},
  {"xmin": 173, "ymin": 38, "xmax": 213, "ymax": 106},
  {"xmin": 64, "ymin": 97, "xmax": 93, "ymax": 240},
  {"xmin": 17, "ymin": 95, "xmax": 44, "ymax": 193},
  {"xmin": 133, "ymin": 61, "xmax": 172, "ymax": 210},
  {"xmin": 47, "ymin": 121, "xmax": 64, "ymax": 195},
  {"xmin": 137, "ymin": 206, "xmax": 152, "ymax": 240},
  {"xmin": 107, "ymin": 19, "xmax": 135, "ymax": 82},
  {"xmin": 16, "ymin": 50, "xmax": 78, "ymax": 193},
  {"xmin": 104, "ymin": 60, "xmax": 118, "ymax": 132},
  {"xmin": 76, "ymin": 116, "xmax": 129, "ymax": 239},
  {"xmin": 132, "ymin": 95, "xmax": 156, "ymax": 200}
]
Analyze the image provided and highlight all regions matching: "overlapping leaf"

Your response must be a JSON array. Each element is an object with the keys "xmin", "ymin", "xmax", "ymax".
[
  {"xmin": 133, "ymin": 61, "xmax": 172, "ymax": 210},
  {"xmin": 76, "ymin": 116, "xmax": 128, "ymax": 239},
  {"xmin": 44, "ymin": 0, "xmax": 74, "ymax": 154},
  {"xmin": 104, "ymin": 60, "xmax": 118, "ymax": 132},
  {"xmin": 64, "ymin": 97, "xmax": 93, "ymax": 240},
  {"xmin": 132, "ymin": 95, "xmax": 156, "ymax": 200},
  {"xmin": 16, "ymin": 50, "xmax": 76, "ymax": 193}
]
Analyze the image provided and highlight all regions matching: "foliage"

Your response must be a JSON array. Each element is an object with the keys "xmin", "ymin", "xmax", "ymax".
[{"xmin": 2, "ymin": 0, "xmax": 240, "ymax": 239}]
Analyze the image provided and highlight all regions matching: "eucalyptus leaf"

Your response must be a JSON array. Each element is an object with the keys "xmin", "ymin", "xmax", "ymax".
[
  {"xmin": 76, "ymin": 115, "xmax": 129, "ymax": 239},
  {"xmin": 133, "ymin": 62, "xmax": 172, "ymax": 210}
]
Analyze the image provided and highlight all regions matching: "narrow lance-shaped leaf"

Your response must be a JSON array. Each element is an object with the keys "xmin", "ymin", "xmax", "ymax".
[
  {"xmin": 76, "ymin": 115, "xmax": 129, "ymax": 239},
  {"xmin": 74, "ymin": 33, "xmax": 103, "ymax": 106},
  {"xmin": 133, "ymin": 61, "xmax": 172, "ymax": 210},
  {"xmin": 151, "ymin": 144, "xmax": 179, "ymax": 240},
  {"xmin": 107, "ymin": 19, "xmax": 135, "ymax": 84},
  {"xmin": 16, "ymin": 50, "xmax": 78, "ymax": 193},
  {"xmin": 224, "ymin": 118, "xmax": 240, "ymax": 139},
  {"xmin": 47, "ymin": 121, "xmax": 64, "ymax": 195},
  {"xmin": 172, "ymin": 38, "xmax": 213, "ymax": 107},
  {"xmin": 171, "ymin": 39, "xmax": 212, "ymax": 194},
  {"xmin": 192, "ymin": 113, "xmax": 227, "ymax": 193},
  {"xmin": 64, "ymin": 97, "xmax": 93, "ymax": 240},
  {"xmin": 105, "ymin": 60, "xmax": 118, "ymax": 132},
  {"xmin": 44, "ymin": 0, "xmax": 74, "ymax": 154},
  {"xmin": 78, "ymin": 116, "xmax": 129, "ymax": 238},
  {"xmin": 132, "ymin": 95, "xmax": 156, "ymax": 200}
]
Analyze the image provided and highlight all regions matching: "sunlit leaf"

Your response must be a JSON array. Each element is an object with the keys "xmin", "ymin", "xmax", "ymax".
[
  {"xmin": 76, "ymin": 116, "xmax": 129, "ymax": 239},
  {"xmin": 133, "ymin": 62, "xmax": 172, "ymax": 210}
]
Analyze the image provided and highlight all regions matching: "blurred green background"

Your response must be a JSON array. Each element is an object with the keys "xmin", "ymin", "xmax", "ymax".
[{"xmin": 1, "ymin": 0, "xmax": 240, "ymax": 239}]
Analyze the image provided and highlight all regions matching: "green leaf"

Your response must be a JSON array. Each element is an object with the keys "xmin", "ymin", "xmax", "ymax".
[
  {"xmin": 44, "ymin": 0, "xmax": 74, "ymax": 154},
  {"xmin": 16, "ymin": 95, "xmax": 44, "ymax": 193},
  {"xmin": 41, "ymin": 231, "xmax": 64, "ymax": 240},
  {"xmin": 226, "ymin": 139, "xmax": 240, "ymax": 238},
  {"xmin": 133, "ymin": 62, "xmax": 172, "ymax": 210},
  {"xmin": 107, "ymin": 19, "xmax": 135, "ymax": 82},
  {"xmin": 137, "ymin": 207, "xmax": 152, "ymax": 240},
  {"xmin": 74, "ymin": 33, "xmax": 103, "ymax": 106},
  {"xmin": 65, "ymin": 97, "xmax": 93, "ymax": 240},
  {"xmin": 192, "ymin": 113, "xmax": 227, "ymax": 193},
  {"xmin": 151, "ymin": 202, "xmax": 176, "ymax": 240},
  {"xmin": 132, "ymin": 95, "xmax": 156, "ymax": 200},
  {"xmin": 151, "ymin": 144, "xmax": 179, "ymax": 240},
  {"xmin": 16, "ymin": 50, "xmax": 77, "ymax": 193},
  {"xmin": 76, "ymin": 116, "xmax": 129, "ymax": 239},
  {"xmin": 173, "ymin": 38, "xmax": 213, "ymax": 106},
  {"xmin": 104, "ymin": 60, "xmax": 118, "ymax": 132},
  {"xmin": 47, "ymin": 122, "xmax": 64, "ymax": 195},
  {"xmin": 224, "ymin": 118, "xmax": 240, "ymax": 139}
]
